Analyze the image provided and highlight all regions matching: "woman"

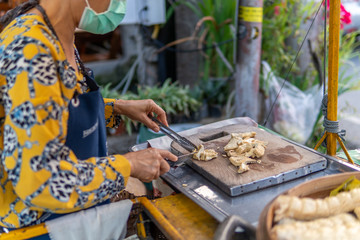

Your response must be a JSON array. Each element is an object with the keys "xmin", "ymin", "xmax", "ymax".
[{"xmin": 0, "ymin": 0, "xmax": 177, "ymax": 230}]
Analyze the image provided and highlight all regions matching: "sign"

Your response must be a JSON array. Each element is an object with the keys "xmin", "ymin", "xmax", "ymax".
[{"xmin": 239, "ymin": 6, "xmax": 263, "ymax": 23}]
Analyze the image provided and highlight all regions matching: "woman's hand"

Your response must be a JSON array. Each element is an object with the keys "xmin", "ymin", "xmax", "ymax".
[
  {"xmin": 114, "ymin": 99, "xmax": 168, "ymax": 132},
  {"xmin": 123, "ymin": 148, "xmax": 178, "ymax": 182}
]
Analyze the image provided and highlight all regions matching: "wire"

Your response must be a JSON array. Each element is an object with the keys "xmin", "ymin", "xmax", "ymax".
[
  {"xmin": 263, "ymin": 0, "xmax": 326, "ymax": 127},
  {"xmin": 154, "ymin": 37, "xmax": 235, "ymax": 53},
  {"xmin": 137, "ymin": 4, "xmax": 236, "ymax": 53},
  {"xmin": 140, "ymin": 23, "xmax": 236, "ymax": 53}
]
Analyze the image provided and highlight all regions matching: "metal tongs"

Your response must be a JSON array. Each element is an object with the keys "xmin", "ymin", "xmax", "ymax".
[{"xmin": 151, "ymin": 117, "xmax": 197, "ymax": 153}]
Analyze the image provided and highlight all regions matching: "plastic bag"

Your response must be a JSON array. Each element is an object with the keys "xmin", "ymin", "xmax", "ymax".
[{"xmin": 262, "ymin": 61, "xmax": 323, "ymax": 144}]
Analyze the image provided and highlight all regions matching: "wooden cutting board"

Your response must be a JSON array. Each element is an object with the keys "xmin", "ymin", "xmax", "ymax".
[{"xmin": 171, "ymin": 124, "xmax": 327, "ymax": 196}]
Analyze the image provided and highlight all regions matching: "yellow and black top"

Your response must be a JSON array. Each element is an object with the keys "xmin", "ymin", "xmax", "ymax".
[{"xmin": 0, "ymin": 14, "xmax": 131, "ymax": 228}]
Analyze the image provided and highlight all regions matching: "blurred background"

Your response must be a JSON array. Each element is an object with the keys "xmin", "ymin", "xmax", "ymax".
[{"xmin": 2, "ymin": 0, "xmax": 360, "ymax": 155}]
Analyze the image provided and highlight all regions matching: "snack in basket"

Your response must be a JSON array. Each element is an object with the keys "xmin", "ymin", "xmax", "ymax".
[
  {"xmin": 273, "ymin": 188, "xmax": 360, "ymax": 222},
  {"xmin": 272, "ymin": 213, "xmax": 360, "ymax": 240},
  {"xmin": 223, "ymin": 132, "xmax": 267, "ymax": 173},
  {"xmin": 271, "ymin": 176, "xmax": 360, "ymax": 240},
  {"xmin": 192, "ymin": 144, "xmax": 218, "ymax": 161}
]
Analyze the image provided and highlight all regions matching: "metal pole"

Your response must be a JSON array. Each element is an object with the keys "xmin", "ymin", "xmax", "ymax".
[
  {"xmin": 234, "ymin": 0, "xmax": 263, "ymax": 121},
  {"xmin": 327, "ymin": 0, "xmax": 340, "ymax": 156}
]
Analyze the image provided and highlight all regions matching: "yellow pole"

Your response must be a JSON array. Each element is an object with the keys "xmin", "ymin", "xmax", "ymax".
[{"xmin": 327, "ymin": 0, "xmax": 340, "ymax": 156}]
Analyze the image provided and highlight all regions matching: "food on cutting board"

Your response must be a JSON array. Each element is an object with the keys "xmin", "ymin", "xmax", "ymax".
[
  {"xmin": 271, "ymin": 176, "xmax": 360, "ymax": 240},
  {"xmin": 223, "ymin": 132, "xmax": 267, "ymax": 173},
  {"xmin": 192, "ymin": 144, "xmax": 218, "ymax": 161}
]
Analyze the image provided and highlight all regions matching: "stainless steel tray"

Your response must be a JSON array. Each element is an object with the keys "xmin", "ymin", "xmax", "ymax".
[{"xmin": 132, "ymin": 140, "xmax": 360, "ymax": 225}]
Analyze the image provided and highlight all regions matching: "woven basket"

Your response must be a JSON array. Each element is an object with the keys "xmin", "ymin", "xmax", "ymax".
[{"xmin": 257, "ymin": 171, "xmax": 360, "ymax": 240}]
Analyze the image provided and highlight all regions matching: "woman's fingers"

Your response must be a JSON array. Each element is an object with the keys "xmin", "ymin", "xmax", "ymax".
[
  {"xmin": 158, "ymin": 149, "xmax": 178, "ymax": 162},
  {"xmin": 151, "ymin": 104, "xmax": 168, "ymax": 127},
  {"xmin": 125, "ymin": 148, "xmax": 176, "ymax": 182},
  {"xmin": 159, "ymin": 158, "xmax": 170, "ymax": 175},
  {"xmin": 143, "ymin": 117, "xmax": 160, "ymax": 132}
]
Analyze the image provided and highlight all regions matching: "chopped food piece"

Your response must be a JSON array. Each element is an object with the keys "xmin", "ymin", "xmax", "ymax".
[
  {"xmin": 227, "ymin": 150, "xmax": 238, "ymax": 157},
  {"xmin": 238, "ymin": 163, "xmax": 250, "ymax": 173},
  {"xmin": 224, "ymin": 137, "xmax": 242, "ymax": 151},
  {"xmin": 182, "ymin": 184, "xmax": 188, "ymax": 187},
  {"xmin": 253, "ymin": 144, "xmax": 265, "ymax": 158},
  {"xmin": 241, "ymin": 131, "xmax": 256, "ymax": 139},
  {"xmin": 355, "ymin": 207, "xmax": 360, "ymax": 220},
  {"xmin": 235, "ymin": 143, "xmax": 252, "ymax": 155},
  {"xmin": 229, "ymin": 156, "xmax": 257, "ymax": 166},
  {"xmin": 192, "ymin": 144, "xmax": 218, "ymax": 161},
  {"xmin": 223, "ymin": 131, "xmax": 267, "ymax": 174},
  {"xmin": 244, "ymin": 148, "xmax": 256, "ymax": 158}
]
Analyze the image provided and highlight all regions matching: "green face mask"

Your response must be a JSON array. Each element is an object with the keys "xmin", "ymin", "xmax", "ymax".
[{"xmin": 78, "ymin": 0, "xmax": 126, "ymax": 35}]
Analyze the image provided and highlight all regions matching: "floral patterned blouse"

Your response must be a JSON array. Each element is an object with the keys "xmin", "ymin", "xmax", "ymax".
[{"xmin": 0, "ymin": 14, "xmax": 131, "ymax": 228}]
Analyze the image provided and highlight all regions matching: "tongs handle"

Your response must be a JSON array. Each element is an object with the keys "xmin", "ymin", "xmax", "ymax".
[{"xmin": 151, "ymin": 117, "xmax": 197, "ymax": 152}]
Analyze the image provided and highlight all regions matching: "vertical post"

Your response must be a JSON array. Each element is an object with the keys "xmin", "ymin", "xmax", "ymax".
[
  {"xmin": 234, "ymin": 0, "xmax": 263, "ymax": 121},
  {"xmin": 327, "ymin": 0, "xmax": 340, "ymax": 156},
  {"xmin": 175, "ymin": 3, "xmax": 200, "ymax": 87}
]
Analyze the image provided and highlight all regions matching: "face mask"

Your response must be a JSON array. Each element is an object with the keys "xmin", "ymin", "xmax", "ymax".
[{"xmin": 78, "ymin": 0, "xmax": 126, "ymax": 34}]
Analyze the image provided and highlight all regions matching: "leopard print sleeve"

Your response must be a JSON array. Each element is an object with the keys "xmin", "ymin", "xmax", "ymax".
[
  {"xmin": 0, "ymin": 15, "xmax": 131, "ymax": 228},
  {"xmin": 103, "ymin": 98, "xmax": 122, "ymax": 128}
]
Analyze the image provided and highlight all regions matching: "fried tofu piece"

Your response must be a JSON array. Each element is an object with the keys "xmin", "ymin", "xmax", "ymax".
[
  {"xmin": 229, "ymin": 156, "xmax": 259, "ymax": 173},
  {"xmin": 192, "ymin": 144, "xmax": 218, "ymax": 161},
  {"xmin": 224, "ymin": 137, "xmax": 242, "ymax": 151},
  {"xmin": 229, "ymin": 156, "xmax": 256, "ymax": 166},
  {"xmin": 241, "ymin": 132, "xmax": 256, "ymax": 139},
  {"xmin": 235, "ymin": 143, "xmax": 253, "ymax": 155},
  {"xmin": 224, "ymin": 131, "xmax": 266, "ymax": 174},
  {"xmin": 238, "ymin": 163, "xmax": 250, "ymax": 173},
  {"xmin": 253, "ymin": 144, "xmax": 265, "ymax": 158}
]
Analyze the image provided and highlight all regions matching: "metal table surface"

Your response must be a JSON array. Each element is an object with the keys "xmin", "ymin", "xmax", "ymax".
[{"xmin": 131, "ymin": 119, "xmax": 360, "ymax": 226}]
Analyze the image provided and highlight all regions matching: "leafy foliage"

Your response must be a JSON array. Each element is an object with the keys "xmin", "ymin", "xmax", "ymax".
[
  {"xmin": 197, "ymin": 0, "xmax": 236, "ymax": 80},
  {"xmin": 262, "ymin": 0, "xmax": 319, "ymax": 89}
]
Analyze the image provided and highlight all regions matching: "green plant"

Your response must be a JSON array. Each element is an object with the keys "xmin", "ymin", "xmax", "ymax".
[
  {"xmin": 101, "ymin": 83, "xmax": 122, "ymax": 99},
  {"xmin": 262, "ymin": 0, "xmax": 319, "ymax": 90},
  {"xmin": 101, "ymin": 79, "xmax": 201, "ymax": 135},
  {"xmin": 197, "ymin": 0, "xmax": 236, "ymax": 80},
  {"xmin": 192, "ymin": 78, "xmax": 229, "ymax": 106}
]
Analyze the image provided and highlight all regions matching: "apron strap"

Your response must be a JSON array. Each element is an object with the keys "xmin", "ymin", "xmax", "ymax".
[{"xmin": 74, "ymin": 49, "xmax": 99, "ymax": 91}]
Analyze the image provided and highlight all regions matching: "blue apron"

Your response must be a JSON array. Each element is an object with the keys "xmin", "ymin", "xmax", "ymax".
[{"xmin": 65, "ymin": 69, "xmax": 108, "ymax": 159}]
